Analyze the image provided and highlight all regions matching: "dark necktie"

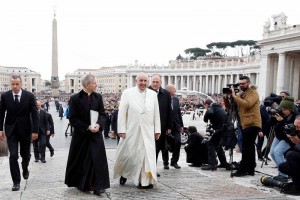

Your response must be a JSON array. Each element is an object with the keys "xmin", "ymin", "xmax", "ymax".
[{"xmin": 14, "ymin": 95, "xmax": 20, "ymax": 106}]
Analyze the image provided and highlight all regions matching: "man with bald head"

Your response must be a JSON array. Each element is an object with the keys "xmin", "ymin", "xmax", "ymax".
[
  {"xmin": 149, "ymin": 74, "xmax": 173, "ymax": 171},
  {"xmin": 113, "ymin": 72, "xmax": 161, "ymax": 189}
]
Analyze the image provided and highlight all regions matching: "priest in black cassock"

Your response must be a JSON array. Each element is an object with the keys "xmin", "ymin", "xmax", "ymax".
[{"xmin": 65, "ymin": 74, "xmax": 110, "ymax": 196}]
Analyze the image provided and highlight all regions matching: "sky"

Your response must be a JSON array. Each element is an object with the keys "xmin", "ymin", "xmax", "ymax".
[{"xmin": 0, "ymin": 0, "xmax": 298, "ymax": 80}]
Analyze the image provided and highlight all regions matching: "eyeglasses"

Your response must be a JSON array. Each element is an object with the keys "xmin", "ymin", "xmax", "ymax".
[{"xmin": 239, "ymin": 82, "xmax": 249, "ymax": 85}]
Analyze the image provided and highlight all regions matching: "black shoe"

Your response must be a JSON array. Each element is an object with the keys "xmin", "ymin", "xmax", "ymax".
[
  {"xmin": 217, "ymin": 163, "xmax": 230, "ymax": 169},
  {"xmin": 201, "ymin": 164, "xmax": 217, "ymax": 171},
  {"xmin": 12, "ymin": 183, "xmax": 20, "ymax": 191},
  {"xmin": 50, "ymin": 151, "xmax": 54, "ymax": 157},
  {"xmin": 41, "ymin": 160, "xmax": 46, "ymax": 163},
  {"xmin": 137, "ymin": 183, "xmax": 153, "ymax": 189},
  {"xmin": 232, "ymin": 171, "xmax": 249, "ymax": 177},
  {"xmin": 157, "ymin": 173, "xmax": 161, "ymax": 177},
  {"xmin": 120, "ymin": 176, "xmax": 127, "ymax": 185},
  {"xmin": 164, "ymin": 165, "xmax": 169, "ymax": 169},
  {"xmin": 281, "ymin": 183, "xmax": 300, "ymax": 195},
  {"xmin": 258, "ymin": 157, "xmax": 264, "ymax": 161},
  {"xmin": 35, "ymin": 159, "xmax": 39, "ymax": 162},
  {"xmin": 23, "ymin": 168, "xmax": 29, "ymax": 180},
  {"xmin": 171, "ymin": 163, "xmax": 181, "ymax": 169},
  {"xmin": 93, "ymin": 189, "xmax": 105, "ymax": 196}
]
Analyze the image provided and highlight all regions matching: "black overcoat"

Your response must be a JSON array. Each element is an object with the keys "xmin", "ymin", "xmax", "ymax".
[
  {"xmin": 148, "ymin": 86, "xmax": 172, "ymax": 148},
  {"xmin": 65, "ymin": 90, "xmax": 110, "ymax": 191}
]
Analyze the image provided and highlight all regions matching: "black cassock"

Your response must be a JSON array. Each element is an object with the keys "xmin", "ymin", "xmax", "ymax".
[
  {"xmin": 65, "ymin": 90, "xmax": 110, "ymax": 191},
  {"xmin": 185, "ymin": 132, "xmax": 208, "ymax": 166}
]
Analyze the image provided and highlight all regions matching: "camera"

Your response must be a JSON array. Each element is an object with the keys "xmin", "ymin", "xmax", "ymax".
[
  {"xmin": 205, "ymin": 124, "xmax": 214, "ymax": 135},
  {"xmin": 222, "ymin": 83, "xmax": 240, "ymax": 95},
  {"xmin": 266, "ymin": 107, "xmax": 283, "ymax": 116},
  {"xmin": 283, "ymin": 123, "xmax": 299, "ymax": 136},
  {"xmin": 202, "ymin": 124, "xmax": 214, "ymax": 144},
  {"xmin": 261, "ymin": 176, "xmax": 287, "ymax": 189}
]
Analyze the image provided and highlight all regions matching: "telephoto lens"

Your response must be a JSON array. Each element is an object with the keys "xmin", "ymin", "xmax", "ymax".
[{"xmin": 260, "ymin": 176, "xmax": 286, "ymax": 189}]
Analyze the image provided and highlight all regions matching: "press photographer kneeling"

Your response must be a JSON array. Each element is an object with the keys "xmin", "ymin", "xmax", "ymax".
[
  {"xmin": 261, "ymin": 116, "xmax": 300, "ymax": 194},
  {"xmin": 201, "ymin": 99, "xmax": 230, "ymax": 171},
  {"xmin": 269, "ymin": 96, "xmax": 299, "ymax": 182}
]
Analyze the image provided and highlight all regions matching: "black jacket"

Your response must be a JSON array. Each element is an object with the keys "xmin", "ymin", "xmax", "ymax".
[
  {"xmin": 204, "ymin": 103, "xmax": 227, "ymax": 131},
  {"xmin": 0, "ymin": 89, "xmax": 38, "ymax": 139},
  {"xmin": 148, "ymin": 86, "xmax": 172, "ymax": 148}
]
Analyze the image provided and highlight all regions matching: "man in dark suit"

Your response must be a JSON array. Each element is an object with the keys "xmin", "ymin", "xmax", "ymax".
[
  {"xmin": 0, "ymin": 75, "xmax": 38, "ymax": 191},
  {"xmin": 149, "ymin": 74, "xmax": 172, "ymax": 173},
  {"xmin": 33, "ymin": 100, "xmax": 50, "ymax": 163},
  {"xmin": 65, "ymin": 74, "xmax": 110, "ymax": 196},
  {"xmin": 166, "ymin": 84, "xmax": 184, "ymax": 169},
  {"xmin": 111, "ymin": 101, "xmax": 120, "ymax": 143},
  {"xmin": 45, "ymin": 111, "xmax": 55, "ymax": 157}
]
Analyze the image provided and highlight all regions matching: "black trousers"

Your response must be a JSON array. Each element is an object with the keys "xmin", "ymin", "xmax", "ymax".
[
  {"xmin": 238, "ymin": 126, "xmax": 260, "ymax": 173},
  {"xmin": 155, "ymin": 134, "xmax": 168, "ymax": 165},
  {"xmin": 207, "ymin": 130, "xmax": 227, "ymax": 166},
  {"xmin": 166, "ymin": 131, "xmax": 181, "ymax": 165},
  {"xmin": 46, "ymin": 135, "xmax": 54, "ymax": 152},
  {"xmin": 279, "ymin": 151, "xmax": 300, "ymax": 188},
  {"xmin": 33, "ymin": 134, "xmax": 46, "ymax": 161},
  {"xmin": 7, "ymin": 131, "xmax": 31, "ymax": 184}
]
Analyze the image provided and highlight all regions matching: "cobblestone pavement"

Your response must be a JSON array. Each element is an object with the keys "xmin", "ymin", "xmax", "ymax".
[{"xmin": 0, "ymin": 103, "xmax": 298, "ymax": 199}]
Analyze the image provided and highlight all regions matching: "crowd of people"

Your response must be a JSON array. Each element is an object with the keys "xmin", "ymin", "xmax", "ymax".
[{"xmin": 1, "ymin": 73, "xmax": 300, "ymax": 196}]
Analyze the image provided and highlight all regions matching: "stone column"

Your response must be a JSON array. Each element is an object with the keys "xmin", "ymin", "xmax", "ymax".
[
  {"xmin": 199, "ymin": 75, "xmax": 202, "ymax": 92},
  {"xmin": 259, "ymin": 54, "xmax": 270, "ymax": 98},
  {"xmin": 212, "ymin": 75, "xmax": 215, "ymax": 94},
  {"xmin": 187, "ymin": 75, "xmax": 190, "ymax": 90},
  {"xmin": 217, "ymin": 75, "xmax": 221, "ymax": 93},
  {"xmin": 276, "ymin": 53, "xmax": 286, "ymax": 94},
  {"xmin": 180, "ymin": 75, "xmax": 183, "ymax": 90},
  {"xmin": 205, "ymin": 75, "xmax": 209, "ymax": 94},
  {"xmin": 292, "ymin": 58, "xmax": 300, "ymax": 98},
  {"xmin": 175, "ymin": 75, "xmax": 178, "ymax": 88},
  {"xmin": 193, "ymin": 75, "xmax": 196, "ymax": 91}
]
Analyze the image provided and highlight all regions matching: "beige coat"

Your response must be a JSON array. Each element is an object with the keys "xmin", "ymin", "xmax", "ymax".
[
  {"xmin": 233, "ymin": 86, "xmax": 262, "ymax": 129},
  {"xmin": 113, "ymin": 87, "xmax": 161, "ymax": 186}
]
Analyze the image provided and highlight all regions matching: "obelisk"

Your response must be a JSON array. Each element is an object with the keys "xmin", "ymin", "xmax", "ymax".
[{"xmin": 51, "ymin": 11, "xmax": 60, "ymax": 97}]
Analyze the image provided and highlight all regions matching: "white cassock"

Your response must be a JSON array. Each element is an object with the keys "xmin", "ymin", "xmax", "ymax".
[{"xmin": 113, "ymin": 86, "xmax": 161, "ymax": 187}]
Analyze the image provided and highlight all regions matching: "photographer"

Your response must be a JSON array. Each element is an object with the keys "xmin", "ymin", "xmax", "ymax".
[
  {"xmin": 229, "ymin": 76, "xmax": 261, "ymax": 177},
  {"xmin": 270, "ymin": 96, "xmax": 299, "ymax": 182},
  {"xmin": 201, "ymin": 99, "xmax": 230, "ymax": 171},
  {"xmin": 184, "ymin": 126, "xmax": 208, "ymax": 167},
  {"xmin": 277, "ymin": 116, "xmax": 300, "ymax": 194}
]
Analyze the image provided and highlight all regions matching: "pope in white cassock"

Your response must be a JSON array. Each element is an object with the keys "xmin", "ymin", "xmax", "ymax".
[{"xmin": 113, "ymin": 72, "xmax": 161, "ymax": 189}]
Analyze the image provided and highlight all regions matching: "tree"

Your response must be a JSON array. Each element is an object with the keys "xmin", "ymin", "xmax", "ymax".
[
  {"xmin": 176, "ymin": 54, "xmax": 183, "ymax": 60},
  {"xmin": 230, "ymin": 40, "xmax": 257, "ymax": 57},
  {"xmin": 184, "ymin": 48, "xmax": 210, "ymax": 60}
]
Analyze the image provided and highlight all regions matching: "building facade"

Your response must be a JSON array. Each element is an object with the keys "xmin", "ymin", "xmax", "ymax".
[
  {"xmin": 0, "ymin": 66, "xmax": 41, "ymax": 93},
  {"xmin": 64, "ymin": 66, "xmax": 127, "ymax": 94},
  {"xmin": 258, "ymin": 13, "xmax": 300, "ymax": 98}
]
